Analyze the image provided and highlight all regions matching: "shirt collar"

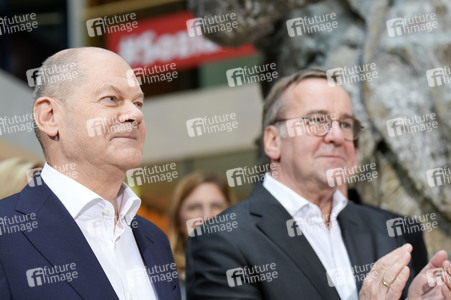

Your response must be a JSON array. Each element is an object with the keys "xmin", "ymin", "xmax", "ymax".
[
  {"xmin": 263, "ymin": 172, "xmax": 310, "ymax": 217},
  {"xmin": 40, "ymin": 162, "xmax": 141, "ymax": 225},
  {"xmin": 262, "ymin": 172, "xmax": 348, "ymax": 220}
]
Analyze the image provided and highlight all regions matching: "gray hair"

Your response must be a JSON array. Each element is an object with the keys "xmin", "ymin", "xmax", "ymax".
[{"xmin": 32, "ymin": 48, "xmax": 86, "ymax": 152}]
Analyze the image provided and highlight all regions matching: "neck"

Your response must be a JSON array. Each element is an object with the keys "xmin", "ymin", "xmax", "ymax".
[
  {"xmin": 46, "ymin": 159, "xmax": 125, "ymax": 213},
  {"xmin": 272, "ymin": 172, "xmax": 335, "ymax": 225}
]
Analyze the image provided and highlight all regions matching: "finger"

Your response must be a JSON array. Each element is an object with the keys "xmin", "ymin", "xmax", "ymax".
[
  {"xmin": 441, "ymin": 284, "xmax": 451, "ymax": 300},
  {"xmin": 372, "ymin": 244, "xmax": 412, "ymax": 278},
  {"xmin": 386, "ymin": 266, "xmax": 410, "ymax": 300},
  {"xmin": 383, "ymin": 250, "xmax": 411, "ymax": 285},
  {"xmin": 421, "ymin": 250, "xmax": 448, "ymax": 273},
  {"xmin": 442, "ymin": 261, "xmax": 451, "ymax": 293},
  {"xmin": 443, "ymin": 260, "xmax": 451, "ymax": 278}
]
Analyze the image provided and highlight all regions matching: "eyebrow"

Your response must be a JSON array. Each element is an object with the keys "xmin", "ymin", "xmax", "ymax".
[
  {"xmin": 304, "ymin": 110, "xmax": 355, "ymax": 119},
  {"xmin": 95, "ymin": 83, "xmax": 121, "ymax": 96},
  {"xmin": 304, "ymin": 110, "xmax": 329, "ymax": 115},
  {"xmin": 95, "ymin": 83, "xmax": 144, "ymax": 100}
]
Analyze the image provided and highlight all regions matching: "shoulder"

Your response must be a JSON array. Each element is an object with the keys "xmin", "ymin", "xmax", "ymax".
[
  {"xmin": 133, "ymin": 214, "xmax": 170, "ymax": 242},
  {"xmin": 344, "ymin": 202, "xmax": 402, "ymax": 220},
  {"xmin": 0, "ymin": 192, "xmax": 21, "ymax": 214},
  {"xmin": 343, "ymin": 203, "xmax": 427, "ymax": 244},
  {"xmin": 220, "ymin": 197, "xmax": 251, "ymax": 216}
]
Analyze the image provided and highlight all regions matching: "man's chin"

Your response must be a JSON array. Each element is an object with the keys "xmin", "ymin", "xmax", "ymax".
[
  {"xmin": 110, "ymin": 152, "xmax": 143, "ymax": 171},
  {"xmin": 321, "ymin": 161, "xmax": 347, "ymax": 172}
]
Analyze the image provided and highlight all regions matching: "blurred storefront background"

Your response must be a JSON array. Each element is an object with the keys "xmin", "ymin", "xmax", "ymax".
[{"xmin": 1, "ymin": 0, "xmax": 450, "ymax": 256}]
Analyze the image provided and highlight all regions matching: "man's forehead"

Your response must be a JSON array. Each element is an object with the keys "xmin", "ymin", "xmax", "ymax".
[
  {"xmin": 91, "ymin": 79, "xmax": 143, "ymax": 97},
  {"xmin": 285, "ymin": 78, "xmax": 352, "ymax": 113}
]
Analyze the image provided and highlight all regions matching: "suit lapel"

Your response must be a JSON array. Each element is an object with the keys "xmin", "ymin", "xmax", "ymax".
[
  {"xmin": 338, "ymin": 204, "xmax": 376, "ymax": 292},
  {"xmin": 16, "ymin": 179, "xmax": 118, "ymax": 299},
  {"xmin": 249, "ymin": 184, "xmax": 341, "ymax": 300},
  {"xmin": 133, "ymin": 219, "xmax": 179, "ymax": 300}
]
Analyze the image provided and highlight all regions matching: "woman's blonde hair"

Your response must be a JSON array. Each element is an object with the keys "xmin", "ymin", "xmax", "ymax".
[
  {"xmin": 168, "ymin": 171, "xmax": 234, "ymax": 276},
  {"xmin": 0, "ymin": 158, "xmax": 43, "ymax": 199}
]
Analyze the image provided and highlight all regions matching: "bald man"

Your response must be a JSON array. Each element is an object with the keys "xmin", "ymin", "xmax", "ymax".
[{"xmin": 0, "ymin": 48, "xmax": 181, "ymax": 300}]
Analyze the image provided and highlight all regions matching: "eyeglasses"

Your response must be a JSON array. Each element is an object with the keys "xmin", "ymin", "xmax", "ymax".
[{"xmin": 271, "ymin": 113, "xmax": 364, "ymax": 141}]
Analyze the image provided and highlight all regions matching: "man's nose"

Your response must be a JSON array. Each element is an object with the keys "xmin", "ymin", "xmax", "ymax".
[
  {"xmin": 323, "ymin": 120, "xmax": 345, "ymax": 144},
  {"xmin": 120, "ymin": 101, "xmax": 144, "ymax": 124}
]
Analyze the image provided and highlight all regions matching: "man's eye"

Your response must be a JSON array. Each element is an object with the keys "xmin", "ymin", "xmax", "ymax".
[
  {"xmin": 341, "ymin": 119, "xmax": 354, "ymax": 129},
  {"xmin": 135, "ymin": 102, "xmax": 143, "ymax": 108},
  {"xmin": 101, "ymin": 96, "xmax": 116, "ymax": 102},
  {"xmin": 309, "ymin": 115, "xmax": 328, "ymax": 124}
]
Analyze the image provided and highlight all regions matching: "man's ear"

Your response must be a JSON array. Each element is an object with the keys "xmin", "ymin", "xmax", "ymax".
[
  {"xmin": 33, "ymin": 97, "xmax": 61, "ymax": 138},
  {"xmin": 264, "ymin": 125, "xmax": 282, "ymax": 161}
]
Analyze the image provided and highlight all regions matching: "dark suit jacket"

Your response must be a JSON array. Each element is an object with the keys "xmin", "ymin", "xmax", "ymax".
[
  {"xmin": 186, "ymin": 183, "xmax": 427, "ymax": 300},
  {"xmin": 0, "ymin": 177, "xmax": 181, "ymax": 300}
]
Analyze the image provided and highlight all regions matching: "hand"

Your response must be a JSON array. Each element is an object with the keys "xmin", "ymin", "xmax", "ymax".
[
  {"xmin": 408, "ymin": 250, "xmax": 451, "ymax": 300},
  {"xmin": 359, "ymin": 244, "xmax": 412, "ymax": 300}
]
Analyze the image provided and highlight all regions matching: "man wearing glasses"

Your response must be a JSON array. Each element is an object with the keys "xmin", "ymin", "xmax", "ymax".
[{"xmin": 186, "ymin": 69, "xmax": 451, "ymax": 299}]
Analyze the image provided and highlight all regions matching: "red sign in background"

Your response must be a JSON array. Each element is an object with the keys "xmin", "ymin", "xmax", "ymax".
[{"xmin": 106, "ymin": 11, "xmax": 256, "ymax": 71}]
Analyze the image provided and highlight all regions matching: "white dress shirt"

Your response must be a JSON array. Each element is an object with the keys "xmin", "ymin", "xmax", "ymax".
[
  {"xmin": 263, "ymin": 173, "xmax": 358, "ymax": 300},
  {"xmin": 41, "ymin": 163, "xmax": 157, "ymax": 300}
]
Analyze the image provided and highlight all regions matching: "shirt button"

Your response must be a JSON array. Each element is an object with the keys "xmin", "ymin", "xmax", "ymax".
[{"xmin": 102, "ymin": 208, "xmax": 110, "ymax": 216}]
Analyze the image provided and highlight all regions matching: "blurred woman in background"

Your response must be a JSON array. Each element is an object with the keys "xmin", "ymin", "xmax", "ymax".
[{"xmin": 168, "ymin": 171, "xmax": 234, "ymax": 299}]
